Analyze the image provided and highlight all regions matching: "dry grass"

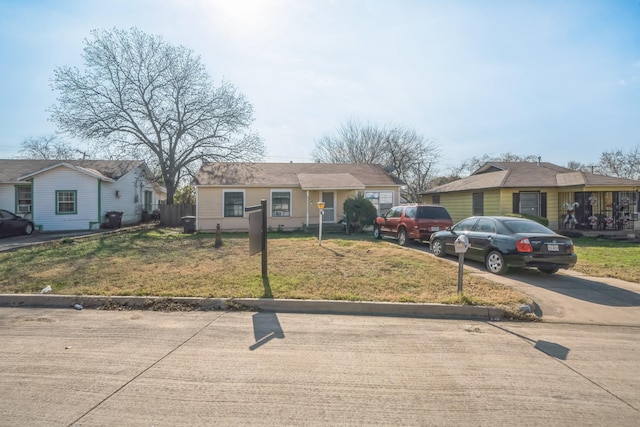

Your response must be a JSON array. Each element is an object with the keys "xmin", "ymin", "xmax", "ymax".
[{"xmin": 0, "ymin": 228, "xmax": 530, "ymax": 307}]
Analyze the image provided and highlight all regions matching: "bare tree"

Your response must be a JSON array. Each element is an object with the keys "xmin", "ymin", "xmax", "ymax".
[
  {"xmin": 19, "ymin": 135, "xmax": 90, "ymax": 160},
  {"xmin": 597, "ymin": 146, "xmax": 640, "ymax": 180},
  {"xmin": 312, "ymin": 121, "xmax": 441, "ymax": 202},
  {"xmin": 449, "ymin": 153, "xmax": 540, "ymax": 177},
  {"xmin": 50, "ymin": 27, "xmax": 265, "ymax": 203}
]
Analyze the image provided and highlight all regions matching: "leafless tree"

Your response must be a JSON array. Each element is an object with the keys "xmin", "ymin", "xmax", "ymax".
[
  {"xmin": 448, "ymin": 153, "xmax": 539, "ymax": 177},
  {"xmin": 50, "ymin": 27, "xmax": 265, "ymax": 203},
  {"xmin": 597, "ymin": 146, "xmax": 640, "ymax": 180},
  {"xmin": 312, "ymin": 120, "xmax": 441, "ymax": 202},
  {"xmin": 19, "ymin": 135, "xmax": 90, "ymax": 160}
]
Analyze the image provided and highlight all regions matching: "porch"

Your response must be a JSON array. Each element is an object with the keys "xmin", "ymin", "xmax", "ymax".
[{"xmin": 558, "ymin": 191, "xmax": 638, "ymax": 233}]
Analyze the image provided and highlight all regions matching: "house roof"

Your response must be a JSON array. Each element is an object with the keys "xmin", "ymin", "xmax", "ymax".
[
  {"xmin": 194, "ymin": 163, "xmax": 405, "ymax": 189},
  {"xmin": 423, "ymin": 161, "xmax": 640, "ymax": 194},
  {"xmin": 0, "ymin": 159, "xmax": 165, "ymax": 188}
]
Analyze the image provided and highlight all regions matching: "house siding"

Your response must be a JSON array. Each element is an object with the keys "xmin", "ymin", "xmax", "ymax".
[
  {"xmin": 197, "ymin": 186, "xmax": 399, "ymax": 232},
  {"xmin": 33, "ymin": 167, "xmax": 99, "ymax": 231},
  {"xmin": 0, "ymin": 185, "xmax": 15, "ymax": 211}
]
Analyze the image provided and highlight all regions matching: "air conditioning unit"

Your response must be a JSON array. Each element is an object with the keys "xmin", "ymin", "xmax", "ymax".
[
  {"xmin": 274, "ymin": 211, "xmax": 284, "ymax": 217},
  {"xmin": 18, "ymin": 204, "xmax": 31, "ymax": 213}
]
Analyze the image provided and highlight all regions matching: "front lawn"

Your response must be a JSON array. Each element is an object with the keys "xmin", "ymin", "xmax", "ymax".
[{"xmin": 0, "ymin": 228, "xmax": 528, "ymax": 307}]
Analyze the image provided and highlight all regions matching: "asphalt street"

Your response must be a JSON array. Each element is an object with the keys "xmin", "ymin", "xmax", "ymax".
[{"xmin": 1, "ymin": 308, "xmax": 639, "ymax": 426}]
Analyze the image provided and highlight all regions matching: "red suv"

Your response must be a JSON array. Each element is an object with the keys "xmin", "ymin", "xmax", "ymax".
[{"xmin": 373, "ymin": 204, "xmax": 453, "ymax": 246}]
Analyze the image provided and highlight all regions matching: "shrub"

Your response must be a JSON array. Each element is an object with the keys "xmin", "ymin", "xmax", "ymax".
[{"xmin": 343, "ymin": 194, "xmax": 378, "ymax": 233}]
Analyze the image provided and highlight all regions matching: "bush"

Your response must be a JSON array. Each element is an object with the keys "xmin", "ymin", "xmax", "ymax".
[{"xmin": 343, "ymin": 194, "xmax": 378, "ymax": 233}]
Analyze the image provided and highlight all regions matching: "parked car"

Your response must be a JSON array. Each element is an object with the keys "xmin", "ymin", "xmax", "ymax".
[
  {"xmin": 0, "ymin": 209, "xmax": 35, "ymax": 237},
  {"xmin": 429, "ymin": 216, "xmax": 577, "ymax": 275},
  {"xmin": 373, "ymin": 204, "xmax": 453, "ymax": 246}
]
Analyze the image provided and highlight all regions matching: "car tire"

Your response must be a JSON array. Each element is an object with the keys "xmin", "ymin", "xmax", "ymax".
[
  {"xmin": 397, "ymin": 228, "xmax": 408, "ymax": 246},
  {"xmin": 23, "ymin": 223, "xmax": 34, "ymax": 235},
  {"xmin": 373, "ymin": 225, "xmax": 382, "ymax": 239},
  {"xmin": 538, "ymin": 267, "xmax": 559, "ymax": 274},
  {"xmin": 486, "ymin": 250, "xmax": 508, "ymax": 275},
  {"xmin": 431, "ymin": 239, "xmax": 445, "ymax": 257}
]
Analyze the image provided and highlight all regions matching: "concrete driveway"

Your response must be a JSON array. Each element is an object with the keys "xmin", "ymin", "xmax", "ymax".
[
  {"xmin": 418, "ymin": 245, "xmax": 640, "ymax": 326},
  {"xmin": 0, "ymin": 228, "xmax": 115, "ymax": 252}
]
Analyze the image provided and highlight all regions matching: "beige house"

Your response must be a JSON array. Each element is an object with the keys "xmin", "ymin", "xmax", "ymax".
[
  {"xmin": 421, "ymin": 161, "xmax": 640, "ymax": 232},
  {"xmin": 193, "ymin": 162, "xmax": 404, "ymax": 232}
]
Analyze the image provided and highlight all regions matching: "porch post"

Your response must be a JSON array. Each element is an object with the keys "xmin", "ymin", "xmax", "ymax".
[{"xmin": 306, "ymin": 190, "xmax": 309, "ymax": 227}]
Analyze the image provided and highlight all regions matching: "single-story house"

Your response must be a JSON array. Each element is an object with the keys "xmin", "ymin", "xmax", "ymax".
[
  {"xmin": 421, "ymin": 161, "xmax": 640, "ymax": 232},
  {"xmin": 193, "ymin": 162, "xmax": 405, "ymax": 232},
  {"xmin": 0, "ymin": 159, "xmax": 166, "ymax": 231}
]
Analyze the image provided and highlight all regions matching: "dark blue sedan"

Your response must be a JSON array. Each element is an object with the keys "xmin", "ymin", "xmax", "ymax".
[
  {"xmin": 429, "ymin": 216, "xmax": 577, "ymax": 275},
  {"xmin": 0, "ymin": 209, "xmax": 35, "ymax": 237}
]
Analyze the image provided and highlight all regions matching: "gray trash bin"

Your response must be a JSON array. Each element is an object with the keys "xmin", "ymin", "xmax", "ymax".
[
  {"xmin": 181, "ymin": 216, "xmax": 196, "ymax": 233},
  {"xmin": 106, "ymin": 211, "xmax": 123, "ymax": 229}
]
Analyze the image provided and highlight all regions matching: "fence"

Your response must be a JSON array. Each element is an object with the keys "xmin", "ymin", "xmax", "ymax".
[{"xmin": 158, "ymin": 203, "xmax": 196, "ymax": 227}]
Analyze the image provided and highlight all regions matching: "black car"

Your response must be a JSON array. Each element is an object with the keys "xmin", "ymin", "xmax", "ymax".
[
  {"xmin": 429, "ymin": 216, "xmax": 577, "ymax": 275},
  {"xmin": 0, "ymin": 209, "xmax": 35, "ymax": 237}
]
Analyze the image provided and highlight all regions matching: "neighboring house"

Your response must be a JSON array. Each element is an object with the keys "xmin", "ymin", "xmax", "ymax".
[
  {"xmin": 421, "ymin": 161, "xmax": 640, "ymax": 232},
  {"xmin": 0, "ymin": 159, "xmax": 166, "ymax": 231},
  {"xmin": 193, "ymin": 162, "xmax": 405, "ymax": 232}
]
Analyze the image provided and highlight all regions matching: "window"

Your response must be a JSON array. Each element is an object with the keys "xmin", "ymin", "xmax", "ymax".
[
  {"xmin": 432, "ymin": 195, "xmax": 440, "ymax": 204},
  {"xmin": 271, "ymin": 190, "xmax": 291, "ymax": 217},
  {"xmin": 364, "ymin": 191, "xmax": 394, "ymax": 214},
  {"xmin": 16, "ymin": 186, "xmax": 32, "ymax": 213},
  {"xmin": 472, "ymin": 192, "xmax": 484, "ymax": 216},
  {"xmin": 474, "ymin": 218, "xmax": 496, "ymax": 233},
  {"xmin": 56, "ymin": 190, "xmax": 77, "ymax": 214},
  {"xmin": 224, "ymin": 191, "xmax": 244, "ymax": 217},
  {"xmin": 519, "ymin": 192, "xmax": 540, "ymax": 216}
]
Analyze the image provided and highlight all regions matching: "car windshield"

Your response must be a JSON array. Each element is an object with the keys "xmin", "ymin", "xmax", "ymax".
[
  {"xmin": 504, "ymin": 220, "xmax": 553, "ymax": 234},
  {"xmin": 416, "ymin": 206, "xmax": 451, "ymax": 220}
]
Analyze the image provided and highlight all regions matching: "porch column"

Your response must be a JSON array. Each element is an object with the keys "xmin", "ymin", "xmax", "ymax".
[{"xmin": 306, "ymin": 190, "xmax": 309, "ymax": 227}]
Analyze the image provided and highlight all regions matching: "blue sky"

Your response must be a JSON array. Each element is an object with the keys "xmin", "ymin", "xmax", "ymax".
[{"xmin": 1, "ymin": 0, "xmax": 639, "ymax": 172}]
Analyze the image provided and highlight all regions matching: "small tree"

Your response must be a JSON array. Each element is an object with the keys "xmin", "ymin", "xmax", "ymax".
[{"xmin": 343, "ymin": 194, "xmax": 378, "ymax": 234}]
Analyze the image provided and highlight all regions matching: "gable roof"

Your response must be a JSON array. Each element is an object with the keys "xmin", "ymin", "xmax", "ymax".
[
  {"xmin": 423, "ymin": 161, "xmax": 639, "ymax": 194},
  {"xmin": 0, "ymin": 159, "xmax": 146, "ymax": 183},
  {"xmin": 194, "ymin": 162, "xmax": 405, "ymax": 189}
]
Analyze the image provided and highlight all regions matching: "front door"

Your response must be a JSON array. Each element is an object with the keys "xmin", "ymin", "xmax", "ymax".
[{"xmin": 322, "ymin": 192, "xmax": 335, "ymax": 223}]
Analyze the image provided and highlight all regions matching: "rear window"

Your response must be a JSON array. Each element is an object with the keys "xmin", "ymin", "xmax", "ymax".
[
  {"xmin": 503, "ymin": 220, "xmax": 553, "ymax": 234},
  {"xmin": 416, "ymin": 206, "xmax": 451, "ymax": 220}
]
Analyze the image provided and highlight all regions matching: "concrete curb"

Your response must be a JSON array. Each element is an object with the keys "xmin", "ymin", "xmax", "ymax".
[{"xmin": 0, "ymin": 294, "xmax": 508, "ymax": 320}]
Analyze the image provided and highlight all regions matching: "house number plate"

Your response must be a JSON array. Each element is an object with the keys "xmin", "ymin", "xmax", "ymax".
[{"xmin": 547, "ymin": 244, "xmax": 559, "ymax": 252}]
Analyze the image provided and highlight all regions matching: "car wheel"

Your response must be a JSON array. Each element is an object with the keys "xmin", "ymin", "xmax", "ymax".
[
  {"xmin": 397, "ymin": 228, "xmax": 408, "ymax": 246},
  {"xmin": 23, "ymin": 223, "xmax": 34, "ymax": 235},
  {"xmin": 486, "ymin": 250, "xmax": 508, "ymax": 275},
  {"xmin": 373, "ymin": 225, "xmax": 382, "ymax": 239},
  {"xmin": 431, "ymin": 239, "xmax": 445, "ymax": 257},
  {"xmin": 538, "ymin": 267, "xmax": 559, "ymax": 274}
]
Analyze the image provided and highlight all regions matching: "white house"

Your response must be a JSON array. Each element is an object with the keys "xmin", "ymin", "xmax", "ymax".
[{"xmin": 0, "ymin": 159, "xmax": 166, "ymax": 231}]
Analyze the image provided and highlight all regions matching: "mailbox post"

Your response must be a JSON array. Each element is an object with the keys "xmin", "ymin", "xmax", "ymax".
[
  {"xmin": 454, "ymin": 234, "xmax": 469, "ymax": 294},
  {"xmin": 317, "ymin": 201, "xmax": 325, "ymax": 245}
]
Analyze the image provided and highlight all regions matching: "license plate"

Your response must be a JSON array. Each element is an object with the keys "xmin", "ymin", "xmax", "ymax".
[
  {"xmin": 431, "ymin": 226, "xmax": 440, "ymax": 231},
  {"xmin": 547, "ymin": 244, "xmax": 559, "ymax": 252}
]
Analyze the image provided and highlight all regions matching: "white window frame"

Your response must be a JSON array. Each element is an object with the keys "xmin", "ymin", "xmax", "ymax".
[
  {"xmin": 364, "ymin": 191, "xmax": 394, "ymax": 214},
  {"xmin": 270, "ymin": 189, "xmax": 292, "ymax": 218}
]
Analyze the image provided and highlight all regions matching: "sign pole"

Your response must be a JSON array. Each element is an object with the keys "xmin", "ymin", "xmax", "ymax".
[{"xmin": 261, "ymin": 199, "xmax": 267, "ymax": 279}]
